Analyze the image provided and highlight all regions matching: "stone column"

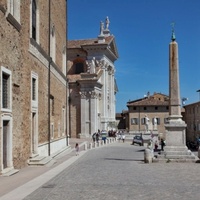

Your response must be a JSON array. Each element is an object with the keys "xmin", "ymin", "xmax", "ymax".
[
  {"xmin": 101, "ymin": 62, "xmax": 108, "ymax": 130},
  {"xmin": 168, "ymin": 40, "xmax": 182, "ymax": 120},
  {"xmin": 165, "ymin": 36, "xmax": 187, "ymax": 147}
]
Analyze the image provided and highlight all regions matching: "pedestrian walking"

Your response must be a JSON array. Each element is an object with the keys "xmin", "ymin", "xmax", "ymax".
[
  {"xmin": 75, "ymin": 143, "xmax": 79, "ymax": 156},
  {"xmin": 161, "ymin": 139, "xmax": 165, "ymax": 151},
  {"xmin": 92, "ymin": 132, "xmax": 96, "ymax": 142},
  {"xmin": 96, "ymin": 130, "xmax": 100, "ymax": 142},
  {"xmin": 154, "ymin": 140, "xmax": 158, "ymax": 151}
]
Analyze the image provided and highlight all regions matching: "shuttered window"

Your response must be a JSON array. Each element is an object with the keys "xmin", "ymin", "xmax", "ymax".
[
  {"xmin": 32, "ymin": 0, "xmax": 36, "ymax": 40},
  {"xmin": 131, "ymin": 118, "xmax": 138, "ymax": 125},
  {"xmin": 2, "ymin": 73, "xmax": 9, "ymax": 108}
]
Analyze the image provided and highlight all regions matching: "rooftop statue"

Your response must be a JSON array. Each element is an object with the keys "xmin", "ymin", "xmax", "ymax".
[
  {"xmin": 105, "ymin": 16, "xmax": 110, "ymax": 30},
  {"xmin": 100, "ymin": 21, "xmax": 104, "ymax": 35}
]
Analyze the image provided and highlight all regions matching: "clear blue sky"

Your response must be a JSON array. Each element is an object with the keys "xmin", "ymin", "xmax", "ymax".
[{"xmin": 68, "ymin": 0, "xmax": 200, "ymax": 113}]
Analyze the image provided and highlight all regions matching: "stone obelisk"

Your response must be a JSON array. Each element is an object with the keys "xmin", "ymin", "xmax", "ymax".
[{"xmin": 163, "ymin": 26, "xmax": 197, "ymax": 161}]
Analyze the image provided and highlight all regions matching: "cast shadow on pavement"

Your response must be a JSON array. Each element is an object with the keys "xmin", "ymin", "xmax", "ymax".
[{"xmin": 104, "ymin": 158, "xmax": 144, "ymax": 162}]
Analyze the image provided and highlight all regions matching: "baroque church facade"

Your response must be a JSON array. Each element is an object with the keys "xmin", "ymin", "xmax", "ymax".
[
  {"xmin": 0, "ymin": 1, "xmax": 67, "ymax": 174},
  {"xmin": 67, "ymin": 17, "xmax": 119, "ymax": 138}
]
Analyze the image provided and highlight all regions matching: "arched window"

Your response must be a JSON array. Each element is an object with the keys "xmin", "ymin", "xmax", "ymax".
[
  {"xmin": 73, "ymin": 58, "xmax": 85, "ymax": 74},
  {"xmin": 75, "ymin": 63, "xmax": 84, "ymax": 74},
  {"xmin": 32, "ymin": 0, "xmax": 37, "ymax": 40}
]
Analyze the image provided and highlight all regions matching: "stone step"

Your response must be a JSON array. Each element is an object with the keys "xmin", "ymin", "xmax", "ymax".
[
  {"xmin": 153, "ymin": 157, "xmax": 197, "ymax": 163},
  {"xmin": 155, "ymin": 154, "xmax": 198, "ymax": 162},
  {"xmin": 1, "ymin": 169, "xmax": 19, "ymax": 177},
  {"xmin": 29, "ymin": 156, "xmax": 46, "ymax": 162},
  {"xmin": 28, "ymin": 156, "xmax": 53, "ymax": 166},
  {"xmin": 165, "ymin": 155, "xmax": 197, "ymax": 159},
  {"xmin": 163, "ymin": 151, "xmax": 193, "ymax": 156}
]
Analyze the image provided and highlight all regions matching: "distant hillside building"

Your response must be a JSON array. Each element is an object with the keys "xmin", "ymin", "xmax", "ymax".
[
  {"xmin": 127, "ymin": 92, "xmax": 169, "ymax": 138},
  {"xmin": 67, "ymin": 17, "xmax": 119, "ymax": 138}
]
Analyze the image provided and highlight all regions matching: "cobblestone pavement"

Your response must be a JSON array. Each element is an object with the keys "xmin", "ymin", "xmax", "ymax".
[
  {"xmin": 23, "ymin": 142, "xmax": 200, "ymax": 200},
  {"xmin": 0, "ymin": 138, "xmax": 92, "ymax": 199}
]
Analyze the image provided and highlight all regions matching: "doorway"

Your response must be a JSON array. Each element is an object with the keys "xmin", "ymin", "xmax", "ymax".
[
  {"xmin": 31, "ymin": 112, "xmax": 38, "ymax": 155},
  {"xmin": 3, "ymin": 120, "xmax": 10, "ymax": 169}
]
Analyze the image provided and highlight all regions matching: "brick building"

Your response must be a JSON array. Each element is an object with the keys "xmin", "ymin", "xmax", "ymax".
[
  {"xmin": 127, "ymin": 92, "xmax": 169, "ymax": 138},
  {"xmin": 67, "ymin": 17, "xmax": 119, "ymax": 138},
  {"xmin": 183, "ymin": 101, "xmax": 200, "ymax": 142},
  {"xmin": 0, "ymin": 0, "xmax": 67, "ymax": 174}
]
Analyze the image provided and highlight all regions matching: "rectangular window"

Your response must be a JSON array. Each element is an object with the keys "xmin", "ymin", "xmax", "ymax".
[
  {"xmin": 50, "ymin": 95, "xmax": 54, "ymax": 116},
  {"xmin": 131, "ymin": 118, "xmax": 138, "ymax": 125},
  {"xmin": 32, "ymin": 0, "xmax": 36, "ymax": 40},
  {"xmin": 157, "ymin": 118, "xmax": 160, "ymax": 125},
  {"xmin": 31, "ymin": 72, "xmax": 38, "ymax": 109},
  {"xmin": 141, "ymin": 118, "xmax": 145, "ymax": 125},
  {"xmin": 143, "ymin": 107, "xmax": 146, "ymax": 110},
  {"xmin": 58, "ymin": 123, "xmax": 61, "ymax": 137},
  {"xmin": 51, "ymin": 123, "xmax": 54, "ymax": 139},
  {"xmin": 155, "ymin": 106, "xmax": 158, "ymax": 110},
  {"xmin": 3, "ymin": 73, "xmax": 9, "ymax": 108},
  {"xmin": 8, "ymin": 0, "xmax": 20, "ymax": 22},
  {"xmin": 1, "ymin": 67, "xmax": 12, "ymax": 111},
  {"xmin": 32, "ymin": 78, "xmax": 36, "ymax": 100},
  {"xmin": 62, "ymin": 108, "xmax": 65, "ymax": 136}
]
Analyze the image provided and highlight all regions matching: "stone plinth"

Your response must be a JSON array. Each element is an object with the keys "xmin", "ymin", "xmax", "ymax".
[{"xmin": 154, "ymin": 120, "xmax": 198, "ymax": 162}]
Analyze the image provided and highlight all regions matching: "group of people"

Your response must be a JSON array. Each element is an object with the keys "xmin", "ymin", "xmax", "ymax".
[
  {"xmin": 154, "ymin": 139, "xmax": 165, "ymax": 151},
  {"xmin": 92, "ymin": 129, "xmax": 101, "ymax": 143}
]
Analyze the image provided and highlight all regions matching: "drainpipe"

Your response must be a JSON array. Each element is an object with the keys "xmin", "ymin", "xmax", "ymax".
[
  {"xmin": 48, "ymin": 0, "xmax": 51, "ymax": 156},
  {"xmin": 66, "ymin": 0, "xmax": 69, "ymax": 145},
  {"xmin": 139, "ymin": 106, "xmax": 141, "ymax": 133}
]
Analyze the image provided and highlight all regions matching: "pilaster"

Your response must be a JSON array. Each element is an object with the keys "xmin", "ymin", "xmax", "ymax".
[{"xmin": 90, "ymin": 91, "xmax": 98, "ymax": 134}]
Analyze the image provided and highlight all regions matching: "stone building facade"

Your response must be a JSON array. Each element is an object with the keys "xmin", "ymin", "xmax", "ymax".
[
  {"xmin": 67, "ymin": 17, "xmax": 119, "ymax": 138},
  {"xmin": 183, "ymin": 102, "xmax": 200, "ymax": 142},
  {"xmin": 0, "ymin": 0, "xmax": 67, "ymax": 174},
  {"xmin": 127, "ymin": 92, "xmax": 169, "ymax": 138}
]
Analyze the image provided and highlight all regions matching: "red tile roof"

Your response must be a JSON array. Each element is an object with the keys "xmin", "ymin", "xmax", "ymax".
[
  {"xmin": 68, "ymin": 36, "xmax": 114, "ymax": 48},
  {"xmin": 127, "ymin": 97, "xmax": 169, "ymax": 106}
]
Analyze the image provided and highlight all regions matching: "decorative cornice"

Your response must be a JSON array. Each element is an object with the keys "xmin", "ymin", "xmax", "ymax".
[{"xmin": 79, "ymin": 91, "xmax": 99, "ymax": 99}]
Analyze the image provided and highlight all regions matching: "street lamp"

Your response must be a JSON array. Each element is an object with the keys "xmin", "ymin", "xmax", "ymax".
[{"xmin": 182, "ymin": 97, "xmax": 188, "ymax": 106}]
